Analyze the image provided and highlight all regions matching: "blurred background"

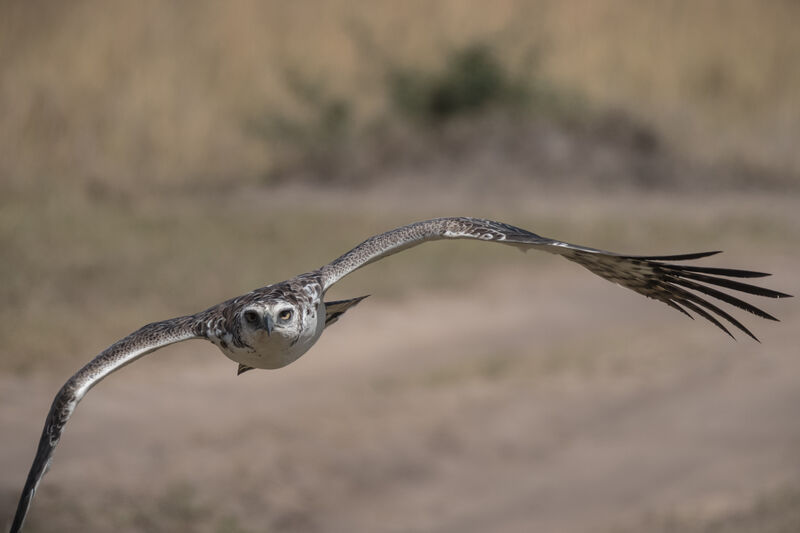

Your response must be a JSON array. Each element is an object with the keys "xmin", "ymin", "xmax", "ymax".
[{"xmin": 1, "ymin": 1, "xmax": 798, "ymax": 532}]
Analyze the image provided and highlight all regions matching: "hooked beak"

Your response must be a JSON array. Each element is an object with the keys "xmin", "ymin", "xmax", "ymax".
[{"xmin": 263, "ymin": 314, "xmax": 274, "ymax": 336}]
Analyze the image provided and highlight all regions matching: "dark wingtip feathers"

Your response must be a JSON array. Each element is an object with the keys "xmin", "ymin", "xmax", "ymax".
[
  {"xmin": 630, "ymin": 250, "xmax": 723, "ymax": 261},
  {"xmin": 645, "ymin": 253, "xmax": 788, "ymax": 341}
]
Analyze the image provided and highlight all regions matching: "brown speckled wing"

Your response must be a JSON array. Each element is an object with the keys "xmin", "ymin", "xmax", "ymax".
[
  {"xmin": 319, "ymin": 217, "xmax": 553, "ymax": 289},
  {"xmin": 9, "ymin": 315, "xmax": 203, "ymax": 533},
  {"xmin": 319, "ymin": 217, "xmax": 790, "ymax": 340}
]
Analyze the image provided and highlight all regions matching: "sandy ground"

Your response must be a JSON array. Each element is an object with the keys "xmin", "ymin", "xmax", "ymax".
[{"xmin": 1, "ymin": 256, "xmax": 798, "ymax": 532}]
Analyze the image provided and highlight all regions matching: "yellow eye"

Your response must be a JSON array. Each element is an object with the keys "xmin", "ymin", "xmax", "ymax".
[{"xmin": 278, "ymin": 309, "xmax": 293, "ymax": 321}]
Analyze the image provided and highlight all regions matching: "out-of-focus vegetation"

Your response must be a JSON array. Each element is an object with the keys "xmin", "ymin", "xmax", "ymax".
[
  {"xmin": 1, "ymin": 0, "xmax": 799, "ymax": 195},
  {"xmin": 385, "ymin": 43, "xmax": 535, "ymax": 122},
  {"xmin": 248, "ymin": 41, "xmax": 588, "ymax": 183}
]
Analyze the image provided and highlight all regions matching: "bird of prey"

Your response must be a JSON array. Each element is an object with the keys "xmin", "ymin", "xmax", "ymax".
[{"xmin": 8, "ymin": 216, "xmax": 791, "ymax": 532}]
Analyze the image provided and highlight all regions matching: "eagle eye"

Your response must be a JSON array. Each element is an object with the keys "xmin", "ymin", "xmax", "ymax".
[
  {"xmin": 278, "ymin": 309, "xmax": 293, "ymax": 322},
  {"xmin": 243, "ymin": 310, "xmax": 260, "ymax": 325}
]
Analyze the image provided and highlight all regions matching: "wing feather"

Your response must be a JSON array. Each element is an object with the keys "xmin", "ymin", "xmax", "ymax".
[
  {"xmin": 661, "ymin": 274, "xmax": 779, "ymax": 321},
  {"xmin": 324, "ymin": 295, "xmax": 370, "ymax": 327},
  {"xmin": 675, "ymin": 299, "xmax": 735, "ymax": 339},
  {"xmin": 319, "ymin": 217, "xmax": 553, "ymax": 289},
  {"xmin": 318, "ymin": 216, "xmax": 790, "ymax": 340},
  {"xmin": 9, "ymin": 316, "xmax": 202, "ymax": 533}
]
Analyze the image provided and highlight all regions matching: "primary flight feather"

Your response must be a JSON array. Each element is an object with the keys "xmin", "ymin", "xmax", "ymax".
[{"xmin": 8, "ymin": 217, "xmax": 791, "ymax": 532}]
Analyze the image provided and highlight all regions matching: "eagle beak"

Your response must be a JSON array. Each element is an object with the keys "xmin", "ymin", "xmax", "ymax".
[{"xmin": 264, "ymin": 314, "xmax": 274, "ymax": 336}]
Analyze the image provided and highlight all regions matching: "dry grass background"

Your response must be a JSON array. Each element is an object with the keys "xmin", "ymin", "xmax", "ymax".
[
  {"xmin": 1, "ymin": 0, "xmax": 799, "ymax": 193},
  {"xmin": 1, "ymin": 2, "xmax": 799, "ymax": 532}
]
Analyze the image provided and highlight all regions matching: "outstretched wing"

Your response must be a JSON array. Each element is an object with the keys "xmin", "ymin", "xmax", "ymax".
[
  {"xmin": 9, "ymin": 316, "xmax": 203, "ymax": 533},
  {"xmin": 318, "ymin": 217, "xmax": 790, "ymax": 340}
]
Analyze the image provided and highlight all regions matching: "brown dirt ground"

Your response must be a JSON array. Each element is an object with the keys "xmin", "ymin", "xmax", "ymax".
[{"xmin": 1, "ymin": 225, "xmax": 798, "ymax": 532}]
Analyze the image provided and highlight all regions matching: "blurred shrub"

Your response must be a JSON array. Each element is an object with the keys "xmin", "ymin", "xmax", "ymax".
[
  {"xmin": 247, "ymin": 40, "xmax": 713, "ymax": 190},
  {"xmin": 249, "ymin": 41, "xmax": 584, "ymax": 182},
  {"xmin": 387, "ymin": 43, "xmax": 528, "ymax": 123},
  {"xmin": 388, "ymin": 42, "xmax": 589, "ymax": 128}
]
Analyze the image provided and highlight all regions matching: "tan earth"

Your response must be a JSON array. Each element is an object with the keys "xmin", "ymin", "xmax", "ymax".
[{"xmin": 2, "ymin": 225, "xmax": 798, "ymax": 532}]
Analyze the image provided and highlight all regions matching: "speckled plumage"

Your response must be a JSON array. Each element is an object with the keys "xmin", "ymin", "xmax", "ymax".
[{"xmin": 9, "ymin": 217, "xmax": 791, "ymax": 532}]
